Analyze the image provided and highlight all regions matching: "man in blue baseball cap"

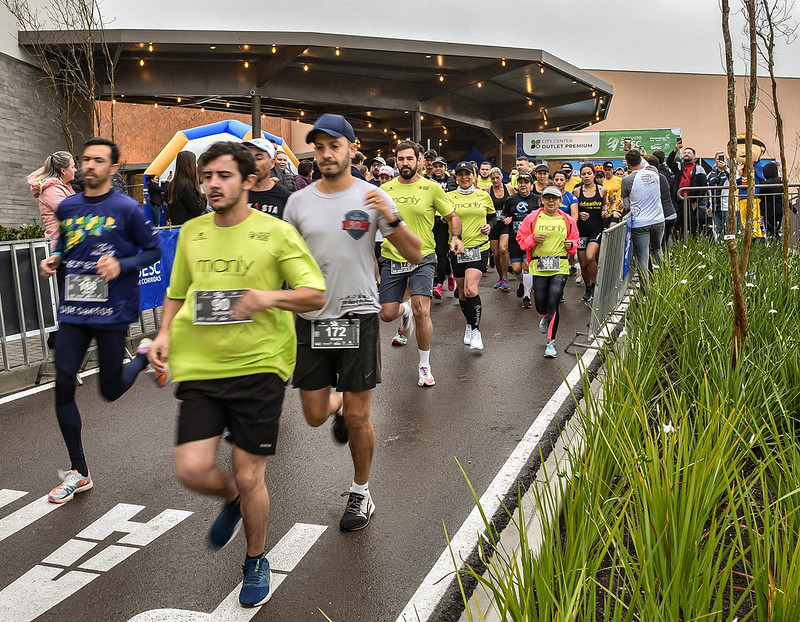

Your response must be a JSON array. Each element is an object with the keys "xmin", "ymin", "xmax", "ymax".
[{"xmin": 283, "ymin": 114, "xmax": 421, "ymax": 531}]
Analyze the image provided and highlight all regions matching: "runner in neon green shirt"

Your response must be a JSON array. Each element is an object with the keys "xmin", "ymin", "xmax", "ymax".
[
  {"xmin": 379, "ymin": 140, "xmax": 464, "ymax": 387},
  {"xmin": 446, "ymin": 161, "xmax": 494, "ymax": 351},
  {"xmin": 147, "ymin": 141, "xmax": 326, "ymax": 607}
]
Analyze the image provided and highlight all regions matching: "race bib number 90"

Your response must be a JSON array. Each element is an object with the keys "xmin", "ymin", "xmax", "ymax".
[
  {"xmin": 193, "ymin": 289, "xmax": 252, "ymax": 324},
  {"xmin": 457, "ymin": 247, "xmax": 481, "ymax": 263}
]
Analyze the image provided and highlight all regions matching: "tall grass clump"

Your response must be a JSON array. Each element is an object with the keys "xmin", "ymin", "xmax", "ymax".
[{"xmin": 457, "ymin": 240, "xmax": 800, "ymax": 620}]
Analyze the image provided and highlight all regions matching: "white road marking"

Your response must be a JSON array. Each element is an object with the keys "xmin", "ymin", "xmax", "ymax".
[
  {"xmin": 396, "ymin": 346, "xmax": 601, "ymax": 622},
  {"xmin": 79, "ymin": 544, "xmax": 139, "ymax": 572},
  {"xmin": 127, "ymin": 523, "xmax": 326, "ymax": 622},
  {"xmin": 76, "ymin": 503, "xmax": 193, "ymax": 545},
  {"xmin": 268, "ymin": 523, "xmax": 327, "ymax": 572},
  {"xmin": 0, "ymin": 565, "xmax": 99, "ymax": 622},
  {"xmin": 42, "ymin": 538, "xmax": 98, "ymax": 566},
  {"xmin": 0, "ymin": 494, "xmax": 62, "ymax": 543},
  {"xmin": 0, "ymin": 489, "xmax": 27, "ymax": 509}
]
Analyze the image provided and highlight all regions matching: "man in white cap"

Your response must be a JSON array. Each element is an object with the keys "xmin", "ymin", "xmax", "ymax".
[{"xmin": 243, "ymin": 138, "xmax": 291, "ymax": 219}]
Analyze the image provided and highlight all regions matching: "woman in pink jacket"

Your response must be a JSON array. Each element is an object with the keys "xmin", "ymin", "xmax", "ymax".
[{"xmin": 27, "ymin": 151, "xmax": 76, "ymax": 248}]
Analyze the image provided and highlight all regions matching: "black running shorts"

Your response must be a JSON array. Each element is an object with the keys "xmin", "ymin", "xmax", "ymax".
[
  {"xmin": 293, "ymin": 312, "xmax": 381, "ymax": 393},
  {"xmin": 175, "ymin": 373, "xmax": 285, "ymax": 455}
]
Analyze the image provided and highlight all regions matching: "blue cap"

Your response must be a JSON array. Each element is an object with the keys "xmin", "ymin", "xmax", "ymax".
[{"xmin": 306, "ymin": 113, "xmax": 355, "ymax": 144}]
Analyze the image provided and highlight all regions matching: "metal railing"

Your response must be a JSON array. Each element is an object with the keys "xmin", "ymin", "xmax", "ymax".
[{"xmin": 676, "ymin": 182, "xmax": 800, "ymax": 245}]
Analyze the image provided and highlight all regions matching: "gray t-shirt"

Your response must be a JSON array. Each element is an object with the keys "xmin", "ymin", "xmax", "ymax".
[{"xmin": 284, "ymin": 178, "xmax": 399, "ymax": 320}]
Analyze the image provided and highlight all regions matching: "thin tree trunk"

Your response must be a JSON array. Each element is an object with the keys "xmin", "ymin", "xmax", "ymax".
[
  {"xmin": 739, "ymin": 0, "xmax": 759, "ymax": 278},
  {"xmin": 722, "ymin": 0, "xmax": 748, "ymax": 369}
]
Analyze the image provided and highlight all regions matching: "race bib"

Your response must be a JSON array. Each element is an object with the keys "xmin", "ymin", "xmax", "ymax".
[
  {"xmin": 65, "ymin": 274, "xmax": 108, "ymax": 302},
  {"xmin": 536, "ymin": 256, "xmax": 561, "ymax": 272},
  {"xmin": 457, "ymin": 246, "xmax": 481, "ymax": 263},
  {"xmin": 578, "ymin": 236, "xmax": 589, "ymax": 250},
  {"xmin": 513, "ymin": 221, "xmax": 522, "ymax": 233},
  {"xmin": 193, "ymin": 289, "xmax": 252, "ymax": 324},
  {"xmin": 390, "ymin": 261, "xmax": 416, "ymax": 275},
  {"xmin": 311, "ymin": 318, "xmax": 360, "ymax": 349}
]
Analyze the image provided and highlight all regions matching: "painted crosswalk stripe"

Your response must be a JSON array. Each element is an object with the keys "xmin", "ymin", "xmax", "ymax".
[{"xmin": 0, "ymin": 494, "xmax": 62, "ymax": 543}]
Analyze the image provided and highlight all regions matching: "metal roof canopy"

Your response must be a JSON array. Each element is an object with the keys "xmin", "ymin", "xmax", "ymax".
[{"xmin": 19, "ymin": 29, "xmax": 613, "ymax": 157}]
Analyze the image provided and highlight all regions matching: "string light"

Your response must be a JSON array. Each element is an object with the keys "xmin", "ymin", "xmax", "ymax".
[
  {"xmin": 367, "ymin": 122, "xmax": 372, "ymax": 129},
  {"xmin": 539, "ymin": 64, "xmax": 545, "ymax": 74},
  {"xmin": 148, "ymin": 43, "xmax": 153, "ymax": 52},
  {"xmin": 176, "ymin": 96, "xmax": 181, "ymax": 103},
  {"xmin": 244, "ymin": 61, "xmax": 249, "ymax": 69},
  {"xmin": 242, "ymin": 44, "xmax": 249, "ymax": 50},
  {"xmin": 501, "ymin": 58, "xmax": 506, "ymax": 67},
  {"xmin": 111, "ymin": 99, "xmax": 116, "ymax": 104},
  {"xmin": 303, "ymin": 64, "xmax": 309, "ymax": 72},
  {"xmin": 300, "ymin": 110, "xmax": 305, "ymax": 116},
  {"xmin": 154, "ymin": 102, "xmax": 158, "ymax": 108},
  {"xmin": 528, "ymin": 99, "xmax": 533, "ymax": 106},
  {"xmin": 438, "ymin": 75, "xmax": 444, "ymax": 82},
  {"xmin": 201, "ymin": 107, "xmax": 205, "ymax": 112},
  {"xmin": 335, "ymin": 47, "xmax": 340, "ymax": 56},
  {"xmin": 139, "ymin": 59, "xmax": 144, "ymax": 66},
  {"xmin": 271, "ymin": 44, "xmax": 277, "ymax": 53},
  {"xmin": 225, "ymin": 101, "xmax": 231, "ymax": 108},
  {"xmin": 420, "ymin": 115, "xmax": 424, "ymax": 120},
  {"xmin": 209, "ymin": 46, "xmax": 216, "ymax": 50}
]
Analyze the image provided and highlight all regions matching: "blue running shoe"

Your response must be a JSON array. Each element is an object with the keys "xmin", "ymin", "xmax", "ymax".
[
  {"xmin": 239, "ymin": 554, "xmax": 272, "ymax": 607},
  {"xmin": 539, "ymin": 315, "xmax": 549, "ymax": 334},
  {"xmin": 208, "ymin": 496, "xmax": 242, "ymax": 549}
]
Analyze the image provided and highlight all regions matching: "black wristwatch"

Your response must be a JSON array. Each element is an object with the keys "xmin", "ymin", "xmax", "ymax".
[
  {"xmin": 452, "ymin": 234, "xmax": 462, "ymax": 239},
  {"xmin": 388, "ymin": 217, "xmax": 402, "ymax": 228}
]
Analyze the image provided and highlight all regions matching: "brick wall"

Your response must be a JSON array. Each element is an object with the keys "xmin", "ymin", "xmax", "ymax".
[{"xmin": 0, "ymin": 52, "xmax": 89, "ymax": 229}]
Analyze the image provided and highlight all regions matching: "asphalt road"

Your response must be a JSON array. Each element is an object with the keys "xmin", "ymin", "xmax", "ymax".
[{"xmin": 0, "ymin": 273, "xmax": 593, "ymax": 622}]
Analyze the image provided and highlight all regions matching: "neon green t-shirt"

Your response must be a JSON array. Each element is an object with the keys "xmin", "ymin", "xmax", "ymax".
[
  {"xmin": 445, "ymin": 189, "xmax": 494, "ymax": 251},
  {"xmin": 166, "ymin": 210, "xmax": 326, "ymax": 382},
  {"xmin": 564, "ymin": 175, "xmax": 581, "ymax": 194},
  {"xmin": 381, "ymin": 177, "xmax": 453, "ymax": 262},
  {"xmin": 476, "ymin": 176, "xmax": 492, "ymax": 191},
  {"xmin": 529, "ymin": 212, "xmax": 570, "ymax": 276}
]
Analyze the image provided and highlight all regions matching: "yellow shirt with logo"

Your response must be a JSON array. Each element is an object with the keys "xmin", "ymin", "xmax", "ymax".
[
  {"xmin": 445, "ymin": 189, "xmax": 494, "ymax": 251},
  {"xmin": 529, "ymin": 212, "xmax": 570, "ymax": 276},
  {"xmin": 564, "ymin": 175, "xmax": 581, "ymax": 194},
  {"xmin": 603, "ymin": 176, "xmax": 622, "ymax": 209},
  {"xmin": 381, "ymin": 176, "xmax": 454, "ymax": 262},
  {"xmin": 166, "ymin": 210, "xmax": 326, "ymax": 382}
]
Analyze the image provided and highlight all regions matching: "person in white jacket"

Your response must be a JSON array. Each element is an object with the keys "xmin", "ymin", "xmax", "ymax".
[{"xmin": 27, "ymin": 151, "xmax": 76, "ymax": 248}]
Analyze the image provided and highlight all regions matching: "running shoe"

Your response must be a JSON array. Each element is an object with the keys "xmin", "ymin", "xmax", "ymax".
[
  {"xmin": 463, "ymin": 325, "xmax": 473, "ymax": 345},
  {"xmin": 470, "ymin": 329, "xmax": 484, "ymax": 351},
  {"xmin": 340, "ymin": 490, "xmax": 376, "ymax": 531},
  {"xmin": 493, "ymin": 279, "xmax": 503, "ymax": 289},
  {"xmin": 522, "ymin": 296, "xmax": 532, "ymax": 309},
  {"xmin": 153, "ymin": 363, "xmax": 171, "ymax": 388},
  {"xmin": 544, "ymin": 341, "xmax": 558, "ymax": 358},
  {"xmin": 391, "ymin": 332, "xmax": 408, "ymax": 346},
  {"xmin": 331, "ymin": 406, "xmax": 348, "ymax": 445},
  {"xmin": 399, "ymin": 301, "xmax": 416, "ymax": 339},
  {"xmin": 516, "ymin": 283, "xmax": 524, "ymax": 298},
  {"xmin": 453, "ymin": 286, "xmax": 459, "ymax": 298},
  {"xmin": 447, "ymin": 275, "xmax": 455, "ymax": 291},
  {"xmin": 539, "ymin": 315, "xmax": 550, "ymax": 334},
  {"xmin": 239, "ymin": 554, "xmax": 272, "ymax": 607},
  {"xmin": 501, "ymin": 278, "xmax": 510, "ymax": 292},
  {"xmin": 136, "ymin": 338, "xmax": 152, "ymax": 355},
  {"xmin": 208, "ymin": 496, "xmax": 242, "ymax": 549},
  {"xmin": 581, "ymin": 287, "xmax": 592, "ymax": 303},
  {"xmin": 418, "ymin": 365, "xmax": 435, "ymax": 387},
  {"xmin": 576, "ymin": 274, "xmax": 584, "ymax": 284},
  {"xmin": 48, "ymin": 469, "xmax": 93, "ymax": 504},
  {"xmin": 569, "ymin": 266, "xmax": 577, "ymax": 277},
  {"xmin": 433, "ymin": 284, "xmax": 443, "ymax": 299}
]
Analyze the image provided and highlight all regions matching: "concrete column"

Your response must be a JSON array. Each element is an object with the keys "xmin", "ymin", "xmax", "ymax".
[
  {"xmin": 251, "ymin": 94, "xmax": 261, "ymax": 137},
  {"xmin": 412, "ymin": 111, "xmax": 421, "ymax": 143},
  {"xmin": 498, "ymin": 140, "xmax": 503, "ymax": 167}
]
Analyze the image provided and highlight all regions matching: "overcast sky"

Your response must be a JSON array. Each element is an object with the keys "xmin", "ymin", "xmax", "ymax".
[{"xmin": 4, "ymin": 1, "xmax": 799, "ymax": 77}]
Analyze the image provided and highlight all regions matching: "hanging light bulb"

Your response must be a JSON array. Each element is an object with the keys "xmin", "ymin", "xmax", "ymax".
[
  {"xmin": 272, "ymin": 45, "xmax": 277, "ymax": 53},
  {"xmin": 244, "ymin": 61, "xmax": 249, "ymax": 69}
]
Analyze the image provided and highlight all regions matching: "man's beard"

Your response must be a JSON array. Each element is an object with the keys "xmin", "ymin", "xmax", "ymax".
[
  {"xmin": 211, "ymin": 187, "xmax": 243, "ymax": 213},
  {"xmin": 399, "ymin": 166, "xmax": 416, "ymax": 180},
  {"xmin": 320, "ymin": 156, "xmax": 350, "ymax": 179}
]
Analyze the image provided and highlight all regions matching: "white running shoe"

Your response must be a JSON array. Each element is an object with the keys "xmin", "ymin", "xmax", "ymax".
[
  {"xmin": 544, "ymin": 340, "xmax": 558, "ymax": 358},
  {"xmin": 463, "ymin": 325, "xmax": 473, "ymax": 345},
  {"xmin": 49, "ymin": 469, "xmax": 93, "ymax": 504},
  {"xmin": 418, "ymin": 365, "xmax": 435, "ymax": 387},
  {"xmin": 399, "ymin": 300, "xmax": 416, "ymax": 339},
  {"xmin": 576, "ymin": 274, "xmax": 584, "ymax": 284},
  {"xmin": 470, "ymin": 329, "xmax": 484, "ymax": 351}
]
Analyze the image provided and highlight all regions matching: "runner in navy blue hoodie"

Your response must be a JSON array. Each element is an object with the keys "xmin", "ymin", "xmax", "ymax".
[{"xmin": 39, "ymin": 137, "xmax": 161, "ymax": 504}]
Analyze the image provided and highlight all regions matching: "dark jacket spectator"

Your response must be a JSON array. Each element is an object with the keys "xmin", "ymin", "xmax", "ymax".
[
  {"xmin": 71, "ymin": 169, "xmax": 128, "ymax": 194},
  {"xmin": 167, "ymin": 151, "xmax": 205, "ymax": 225},
  {"xmin": 761, "ymin": 161, "xmax": 785, "ymax": 238},
  {"xmin": 294, "ymin": 160, "xmax": 314, "ymax": 190}
]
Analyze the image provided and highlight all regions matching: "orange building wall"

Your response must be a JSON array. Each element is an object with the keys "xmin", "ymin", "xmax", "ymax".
[
  {"xmin": 588, "ymin": 70, "xmax": 800, "ymax": 177},
  {"xmin": 97, "ymin": 102, "xmax": 300, "ymax": 167}
]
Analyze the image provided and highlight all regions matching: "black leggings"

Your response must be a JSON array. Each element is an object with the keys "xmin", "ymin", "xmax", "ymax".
[
  {"xmin": 532, "ymin": 274, "xmax": 568, "ymax": 340},
  {"xmin": 433, "ymin": 217, "xmax": 451, "ymax": 285},
  {"xmin": 54, "ymin": 323, "xmax": 147, "ymax": 471}
]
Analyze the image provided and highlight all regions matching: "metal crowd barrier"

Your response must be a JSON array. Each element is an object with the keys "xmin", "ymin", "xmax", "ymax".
[{"xmin": 677, "ymin": 182, "xmax": 800, "ymax": 245}]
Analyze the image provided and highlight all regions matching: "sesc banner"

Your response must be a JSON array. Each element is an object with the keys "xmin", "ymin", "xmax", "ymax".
[
  {"xmin": 517, "ymin": 128, "xmax": 681, "ymax": 159},
  {"xmin": 138, "ymin": 229, "xmax": 180, "ymax": 311}
]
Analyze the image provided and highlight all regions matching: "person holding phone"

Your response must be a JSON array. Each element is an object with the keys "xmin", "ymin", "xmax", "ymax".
[{"xmin": 706, "ymin": 151, "xmax": 731, "ymax": 241}]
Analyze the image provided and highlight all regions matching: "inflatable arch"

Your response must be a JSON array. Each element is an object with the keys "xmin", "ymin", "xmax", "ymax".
[{"xmin": 144, "ymin": 119, "xmax": 300, "ymax": 179}]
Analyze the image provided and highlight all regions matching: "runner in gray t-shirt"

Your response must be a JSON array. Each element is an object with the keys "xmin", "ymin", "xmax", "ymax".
[{"xmin": 282, "ymin": 114, "xmax": 422, "ymax": 532}]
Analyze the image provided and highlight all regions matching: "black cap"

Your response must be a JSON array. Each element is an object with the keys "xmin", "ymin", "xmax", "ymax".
[
  {"xmin": 517, "ymin": 173, "xmax": 533, "ymax": 183},
  {"xmin": 423, "ymin": 149, "xmax": 438, "ymax": 159},
  {"xmin": 306, "ymin": 113, "xmax": 355, "ymax": 143},
  {"xmin": 603, "ymin": 161, "xmax": 614, "ymax": 168},
  {"xmin": 454, "ymin": 161, "xmax": 473, "ymax": 173},
  {"xmin": 432, "ymin": 156, "xmax": 447, "ymax": 165},
  {"xmin": 534, "ymin": 163, "xmax": 549, "ymax": 173}
]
